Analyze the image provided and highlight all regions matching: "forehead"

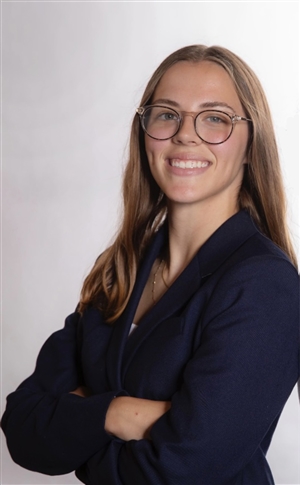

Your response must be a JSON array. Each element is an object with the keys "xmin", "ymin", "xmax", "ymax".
[{"xmin": 153, "ymin": 61, "xmax": 243, "ymax": 113}]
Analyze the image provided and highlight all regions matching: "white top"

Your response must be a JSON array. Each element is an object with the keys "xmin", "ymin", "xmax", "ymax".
[{"xmin": 129, "ymin": 323, "xmax": 138, "ymax": 336}]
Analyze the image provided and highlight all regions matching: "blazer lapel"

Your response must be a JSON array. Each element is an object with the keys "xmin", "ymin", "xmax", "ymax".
[
  {"xmin": 105, "ymin": 226, "xmax": 166, "ymax": 389},
  {"xmin": 121, "ymin": 251, "xmax": 202, "ymax": 377}
]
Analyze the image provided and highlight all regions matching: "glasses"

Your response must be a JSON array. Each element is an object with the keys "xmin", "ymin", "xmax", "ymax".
[{"xmin": 136, "ymin": 105, "xmax": 252, "ymax": 145}]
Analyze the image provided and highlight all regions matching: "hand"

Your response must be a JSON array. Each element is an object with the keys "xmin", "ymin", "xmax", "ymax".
[
  {"xmin": 69, "ymin": 386, "xmax": 92, "ymax": 397},
  {"xmin": 105, "ymin": 396, "xmax": 171, "ymax": 441}
]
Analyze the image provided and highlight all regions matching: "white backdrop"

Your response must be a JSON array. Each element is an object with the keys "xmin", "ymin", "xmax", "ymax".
[{"xmin": 1, "ymin": 1, "xmax": 299, "ymax": 484}]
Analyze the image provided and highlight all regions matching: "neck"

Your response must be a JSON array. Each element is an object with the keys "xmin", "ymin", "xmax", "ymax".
[{"xmin": 164, "ymin": 199, "xmax": 239, "ymax": 283}]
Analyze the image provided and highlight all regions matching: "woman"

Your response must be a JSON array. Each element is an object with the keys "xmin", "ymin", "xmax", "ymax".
[{"xmin": 1, "ymin": 45, "xmax": 299, "ymax": 484}]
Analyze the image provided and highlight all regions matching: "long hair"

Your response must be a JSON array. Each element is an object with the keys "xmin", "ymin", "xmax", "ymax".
[{"xmin": 79, "ymin": 45, "xmax": 297, "ymax": 322}]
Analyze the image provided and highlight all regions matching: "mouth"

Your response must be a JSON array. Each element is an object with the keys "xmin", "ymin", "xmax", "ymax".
[
  {"xmin": 168, "ymin": 158, "xmax": 211, "ymax": 170},
  {"xmin": 169, "ymin": 159, "xmax": 210, "ymax": 169}
]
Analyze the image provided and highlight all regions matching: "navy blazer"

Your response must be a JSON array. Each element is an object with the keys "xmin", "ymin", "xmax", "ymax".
[{"xmin": 1, "ymin": 211, "xmax": 299, "ymax": 485}]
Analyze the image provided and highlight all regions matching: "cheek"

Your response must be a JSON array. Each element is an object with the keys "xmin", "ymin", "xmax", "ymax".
[
  {"xmin": 235, "ymin": 130, "xmax": 249, "ymax": 164},
  {"xmin": 144, "ymin": 140, "xmax": 163, "ymax": 184},
  {"xmin": 144, "ymin": 136, "xmax": 155, "ymax": 160},
  {"xmin": 145, "ymin": 137, "xmax": 167, "ymax": 164},
  {"xmin": 145, "ymin": 146, "xmax": 154, "ymax": 166},
  {"xmin": 215, "ymin": 136, "xmax": 248, "ymax": 168}
]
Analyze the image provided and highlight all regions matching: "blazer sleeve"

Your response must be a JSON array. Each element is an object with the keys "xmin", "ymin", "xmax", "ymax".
[
  {"xmin": 80, "ymin": 256, "xmax": 299, "ymax": 484},
  {"xmin": 0, "ymin": 311, "xmax": 127, "ymax": 476}
]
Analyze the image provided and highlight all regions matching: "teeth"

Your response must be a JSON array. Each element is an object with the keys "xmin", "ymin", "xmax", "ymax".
[{"xmin": 170, "ymin": 159, "xmax": 209, "ymax": 169}]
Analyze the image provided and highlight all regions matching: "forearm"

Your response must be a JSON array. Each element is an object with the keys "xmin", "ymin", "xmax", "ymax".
[
  {"xmin": 105, "ymin": 396, "xmax": 171, "ymax": 441},
  {"xmin": 70, "ymin": 386, "xmax": 91, "ymax": 397},
  {"xmin": 2, "ymin": 386, "xmax": 122, "ymax": 475}
]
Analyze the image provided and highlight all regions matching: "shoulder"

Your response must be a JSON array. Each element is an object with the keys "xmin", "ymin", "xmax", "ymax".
[
  {"xmin": 240, "ymin": 226, "xmax": 296, "ymax": 264},
  {"xmin": 196, "ymin": 216, "xmax": 299, "ymax": 323},
  {"xmin": 203, "ymin": 243, "xmax": 299, "ymax": 329},
  {"xmin": 225, "ymin": 228, "xmax": 299, "ymax": 293},
  {"xmin": 212, "ymin": 211, "xmax": 298, "ymax": 282}
]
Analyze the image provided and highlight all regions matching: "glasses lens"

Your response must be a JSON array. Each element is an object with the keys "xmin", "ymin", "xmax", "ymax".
[
  {"xmin": 142, "ymin": 106, "xmax": 180, "ymax": 140},
  {"xmin": 196, "ymin": 111, "xmax": 232, "ymax": 144}
]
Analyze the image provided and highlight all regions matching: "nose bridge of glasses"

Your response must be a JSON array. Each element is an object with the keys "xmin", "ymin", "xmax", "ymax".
[
  {"xmin": 177, "ymin": 111, "xmax": 199, "ymax": 137},
  {"xmin": 181, "ymin": 110, "xmax": 196, "ymax": 118}
]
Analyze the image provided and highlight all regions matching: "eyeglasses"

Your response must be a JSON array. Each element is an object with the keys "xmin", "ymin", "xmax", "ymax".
[{"xmin": 136, "ymin": 105, "xmax": 252, "ymax": 145}]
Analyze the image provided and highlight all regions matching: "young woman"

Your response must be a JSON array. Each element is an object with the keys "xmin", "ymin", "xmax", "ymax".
[{"xmin": 1, "ymin": 45, "xmax": 299, "ymax": 485}]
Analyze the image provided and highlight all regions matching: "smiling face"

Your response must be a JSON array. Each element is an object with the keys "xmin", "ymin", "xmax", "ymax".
[{"xmin": 145, "ymin": 61, "xmax": 249, "ymax": 216}]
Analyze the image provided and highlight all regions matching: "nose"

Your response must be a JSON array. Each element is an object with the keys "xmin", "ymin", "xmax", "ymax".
[{"xmin": 173, "ymin": 114, "xmax": 201, "ymax": 145}]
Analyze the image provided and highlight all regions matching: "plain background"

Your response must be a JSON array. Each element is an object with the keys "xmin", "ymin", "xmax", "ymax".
[{"xmin": 1, "ymin": 1, "xmax": 299, "ymax": 484}]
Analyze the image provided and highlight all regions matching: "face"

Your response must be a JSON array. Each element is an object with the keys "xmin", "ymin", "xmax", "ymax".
[{"xmin": 144, "ymin": 61, "xmax": 249, "ymax": 214}]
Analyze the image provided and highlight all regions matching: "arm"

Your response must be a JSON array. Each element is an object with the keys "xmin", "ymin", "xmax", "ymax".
[
  {"xmin": 80, "ymin": 257, "xmax": 299, "ymax": 484},
  {"xmin": 70, "ymin": 387, "xmax": 171, "ymax": 440},
  {"xmin": 105, "ymin": 396, "xmax": 171, "ymax": 440},
  {"xmin": 1, "ymin": 310, "xmax": 126, "ymax": 475},
  {"xmin": 70, "ymin": 386, "xmax": 92, "ymax": 397}
]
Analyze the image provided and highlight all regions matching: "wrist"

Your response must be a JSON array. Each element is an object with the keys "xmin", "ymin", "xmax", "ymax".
[{"xmin": 104, "ymin": 396, "xmax": 126, "ymax": 436}]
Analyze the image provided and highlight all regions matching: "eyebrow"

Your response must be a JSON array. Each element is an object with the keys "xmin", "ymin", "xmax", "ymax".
[{"xmin": 152, "ymin": 98, "xmax": 236, "ymax": 112}]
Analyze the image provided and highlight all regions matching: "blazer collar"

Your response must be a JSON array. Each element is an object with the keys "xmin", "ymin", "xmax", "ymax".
[
  {"xmin": 106, "ymin": 210, "xmax": 258, "ymax": 388},
  {"xmin": 196, "ymin": 209, "xmax": 258, "ymax": 277}
]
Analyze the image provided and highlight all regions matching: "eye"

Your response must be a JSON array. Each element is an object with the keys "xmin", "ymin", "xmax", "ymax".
[
  {"xmin": 156, "ymin": 110, "xmax": 179, "ymax": 122},
  {"xmin": 205, "ymin": 115, "xmax": 226, "ymax": 124},
  {"xmin": 199, "ymin": 111, "xmax": 232, "ymax": 127}
]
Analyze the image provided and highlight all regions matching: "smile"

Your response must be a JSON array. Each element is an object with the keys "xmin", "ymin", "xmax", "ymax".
[{"xmin": 170, "ymin": 159, "xmax": 210, "ymax": 169}]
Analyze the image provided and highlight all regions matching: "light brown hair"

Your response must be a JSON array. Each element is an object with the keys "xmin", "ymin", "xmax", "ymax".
[{"xmin": 79, "ymin": 45, "xmax": 297, "ymax": 322}]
